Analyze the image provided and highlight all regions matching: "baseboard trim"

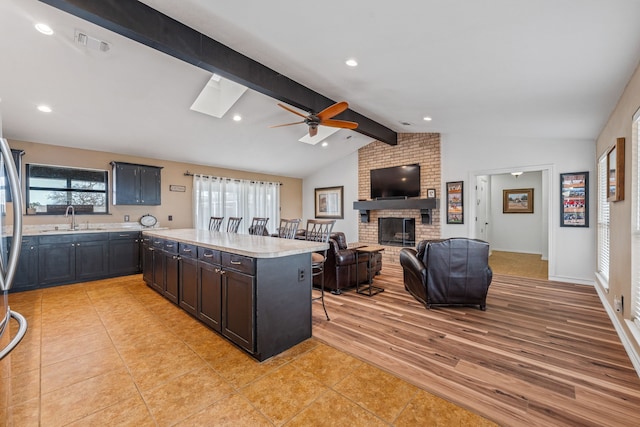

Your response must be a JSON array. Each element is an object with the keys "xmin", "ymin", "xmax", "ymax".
[
  {"xmin": 594, "ymin": 283, "xmax": 640, "ymax": 377},
  {"xmin": 547, "ymin": 275, "xmax": 595, "ymax": 286}
]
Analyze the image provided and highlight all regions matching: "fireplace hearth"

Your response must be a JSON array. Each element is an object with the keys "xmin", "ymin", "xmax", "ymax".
[{"xmin": 378, "ymin": 217, "xmax": 415, "ymax": 247}]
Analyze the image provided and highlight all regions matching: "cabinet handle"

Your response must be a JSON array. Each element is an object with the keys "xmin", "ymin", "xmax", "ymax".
[
  {"xmin": 172, "ymin": 255, "xmax": 180, "ymax": 260},
  {"xmin": 149, "ymin": 248, "xmax": 154, "ymax": 251},
  {"xmin": 203, "ymin": 253, "xmax": 214, "ymax": 258},
  {"xmin": 230, "ymin": 260, "xmax": 242, "ymax": 265},
  {"xmin": 119, "ymin": 234, "xmax": 129, "ymax": 237},
  {"xmin": 166, "ymin": 244, "xmax": 174, "ymax": 248},
  {"xmin": 182, "ymin": 248, "xmax": 192, "ymax": 253},
  {"xmin": 214, "ymin": 268, "xmax": 221, "ymax": 273},
  {"xmin": 71, "ymin": 243, "xmax": 75, "ymax": 247}
]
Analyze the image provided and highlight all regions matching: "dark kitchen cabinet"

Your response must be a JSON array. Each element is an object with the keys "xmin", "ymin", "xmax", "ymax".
[
  {"xmin": 178, "ymin": 243, "xmax": 198, "ymax": 317},
  {"xmin": 111, "ymin": 161, "xmax": 162, "ymax": 205},
  {"xmin": 142, "ymin": 236, "xmax": 154, "ymax": 285},
  {"xmin": 38, "ymin": 233, "xmax": 108, "ymax": 286},
  {"xmin": 159, "ymin": 240, "xmax": 179, "ymax": 304},
  {"xmin": 109, "ymin": 231, "xmax": 141, "ymax": 275},
  {"xmin": 8, "ymin": 236, "xmax": 38, "ymax": 292},
  {"xmin": 197, "ymin": 247, "xmax": 222, "ymax": 331},
  {"xmin": 222, "ymin": 268, "xmax": 255, "ymax": 352}
]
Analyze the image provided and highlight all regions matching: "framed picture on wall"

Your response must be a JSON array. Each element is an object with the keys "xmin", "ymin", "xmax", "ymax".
[
  {"xmin": 503, "ymin": 188, "xmax": 534, "ymax": 213},
  {"xmin": 607, "ymin": 137, "xmax": 625, "ymax": 202},
  {"xmin": 446, "ymin": 181, "xmax": 463, "ymax": 224},
  {"xmin": 314, "ymin": 186, "xmax": 344, "ymax": 219},
  {"xmin": 560, "ymin": 172, "xmax": 588, "ymax": 227}
]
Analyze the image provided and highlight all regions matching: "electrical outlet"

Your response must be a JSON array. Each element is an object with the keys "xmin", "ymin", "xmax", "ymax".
[
  {"xmin": 614, "ymin": 295, "xmax": 624, "ymax": 313},
  {"xmin": 124, "ymin": 215, "xmax": 129, "ymax": 222},
  {"xmin": 168, "ymin": 215, "xmax": 173, "ymax": 221},
  {"xmin": 298, "ymin": 268, "xmax": 305, "ymax": 281}
]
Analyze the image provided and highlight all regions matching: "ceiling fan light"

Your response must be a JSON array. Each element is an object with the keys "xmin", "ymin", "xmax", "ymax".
[{"xmin": 511, "ymin": 171, "xmax": 523, "ymax": 177}]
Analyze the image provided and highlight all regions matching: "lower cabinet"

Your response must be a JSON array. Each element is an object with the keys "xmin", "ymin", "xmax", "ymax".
[
  {"xmin": 38, "ymin": 233, "xmax": 109, "ymax": 287},
  {"xmin": 109, "ymin": 231, "xmax": 141, "ymax": 275},
  {"xmin": 142, "ymin": 235, "xmax": 310, "ymax": 361},
  {"xmin": 178, "ymin": 243, "xmax": 198, "ymax": 316},
  {"xmin": 11, "ymin": 231, "xmax": 143, "ymax": 291},
  {"xmin": 9, "ymin": 236, "xmax": 39, "ymax": 292},
  {"xmin": 222, "ymin": 269, "xmax": 255, "ymax": 352}
]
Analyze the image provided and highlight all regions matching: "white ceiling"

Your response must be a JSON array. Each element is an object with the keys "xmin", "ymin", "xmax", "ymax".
[{"xmin": 1, "ymin": 0, "xmax": 640, "ymax": 178}]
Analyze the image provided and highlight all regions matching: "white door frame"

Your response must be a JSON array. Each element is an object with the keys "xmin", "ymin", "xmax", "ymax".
[{"xmin": 467, "ymin": 164, "xmax": 555, "ymax": 277}]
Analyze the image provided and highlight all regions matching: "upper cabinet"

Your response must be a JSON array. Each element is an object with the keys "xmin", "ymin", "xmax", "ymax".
[{"xmin": 112, "ymin": 161, "xmax": 162, "ymax": 205}]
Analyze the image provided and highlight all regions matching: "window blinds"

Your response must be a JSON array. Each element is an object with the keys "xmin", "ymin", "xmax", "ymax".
[{"xmin": 597, "ymin": 155, "xmax": 610, "ymax": 283}]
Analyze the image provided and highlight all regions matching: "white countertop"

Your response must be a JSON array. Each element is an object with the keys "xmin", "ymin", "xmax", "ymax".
[
  {"xmin": 143, "ymin": 228, "xmax": 327, "ymax": 258},
  {"xmin": 19, "ymin": 223, "xmax": 165, "ymax": 236}
]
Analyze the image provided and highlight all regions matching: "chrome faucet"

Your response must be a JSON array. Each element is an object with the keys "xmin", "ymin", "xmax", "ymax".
[{"xmin": 65, "ymin": 205, "xmax": 76, "ymax": 230}]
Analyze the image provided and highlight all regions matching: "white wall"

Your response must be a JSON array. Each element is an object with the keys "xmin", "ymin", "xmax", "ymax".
[
  {"xmin": 302, "ymin": 151, "xmax": 359, "ymax": 242},
  {"xmin": 440, "ymin": 133, "xmax": 596, "ymax": 284}
]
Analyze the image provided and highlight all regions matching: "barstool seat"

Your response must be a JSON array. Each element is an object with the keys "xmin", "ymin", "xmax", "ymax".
[{"xmin": 305, "ymin": 219, "xmax": 335, "ymax": 320}]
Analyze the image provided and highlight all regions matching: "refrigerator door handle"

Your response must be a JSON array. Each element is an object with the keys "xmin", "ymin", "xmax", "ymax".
[
  {"xmin": 0, "ymin": 138, "xmax": 22, "ymax": 291},
  {"xmin": 0, "ymin": 137, "xmax": 27, "ymax": 360}
]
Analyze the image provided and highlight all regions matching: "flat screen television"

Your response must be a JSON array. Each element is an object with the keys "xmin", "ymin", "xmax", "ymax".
[{"xmin": 370, "ymin": 164, "xmax": 420, "ymax": 199}]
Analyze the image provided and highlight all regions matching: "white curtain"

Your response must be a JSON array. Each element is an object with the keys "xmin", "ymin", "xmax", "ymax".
[{"xmin": 193, "ymin": 174, "xmax": 280, "ymax": 234}]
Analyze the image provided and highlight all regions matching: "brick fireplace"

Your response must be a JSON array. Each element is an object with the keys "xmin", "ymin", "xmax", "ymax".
[{"xmin": 357, "ymin": 133, "xmax": 441, "ymax": 263}]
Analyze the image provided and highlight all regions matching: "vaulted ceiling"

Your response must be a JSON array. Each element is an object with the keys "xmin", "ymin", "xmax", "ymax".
[{"xmin": 1, "ymin": 0, "xmax": 640, "ymax": 178}]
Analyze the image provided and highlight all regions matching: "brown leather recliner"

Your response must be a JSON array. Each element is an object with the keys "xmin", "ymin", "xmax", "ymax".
[
  {"xmin": 313, "ymin": 232, "xmax": 382, "ymax": 294},
  {"xmin": 399, "ymin": 238, "xmax": 492, "ymax": 310}
]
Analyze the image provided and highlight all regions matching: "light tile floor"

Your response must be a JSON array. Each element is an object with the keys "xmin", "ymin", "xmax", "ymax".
[{"xmin": 1, "ymin": 275, "xmax": 496, "ymax": 426}]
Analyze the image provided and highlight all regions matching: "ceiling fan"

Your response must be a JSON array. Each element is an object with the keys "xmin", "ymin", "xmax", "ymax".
[{"xmin": 270, "ymin": 101, "xmax": 358, "ymax": 137}]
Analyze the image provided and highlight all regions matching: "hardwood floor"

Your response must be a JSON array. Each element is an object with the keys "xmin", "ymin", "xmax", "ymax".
[{"xmin": 312, "ymin": 264, "xmax": 640, "ymax": 426}]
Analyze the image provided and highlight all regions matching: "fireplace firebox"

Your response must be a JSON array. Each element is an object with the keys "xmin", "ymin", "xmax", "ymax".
[{"xmin": 378, "ymin": 217, "xmax": 415, "ymax": 247}]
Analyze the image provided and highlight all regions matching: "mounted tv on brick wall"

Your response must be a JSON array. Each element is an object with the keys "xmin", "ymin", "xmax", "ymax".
[{"xmin": 370, "ymin": 164, "xmax": 420, "ymax": 200}]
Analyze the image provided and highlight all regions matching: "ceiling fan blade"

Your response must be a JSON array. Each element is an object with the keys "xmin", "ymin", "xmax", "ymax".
[
  {"xmin": 321, "ymin": 119, "xmax": 358, "ymax": 129},
  {"xmin": 269, "ymin": 121, "xmax": 305, "ymax": 128},
  {"xmin": 276, "ymin": 103, "xmax": 309, "ymax": 119},
  {"xmin": 317, "ymin": 101, "xmax": 349, "ymax": 120}
]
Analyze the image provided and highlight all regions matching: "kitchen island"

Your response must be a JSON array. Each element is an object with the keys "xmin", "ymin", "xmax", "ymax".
[{"xmin": 142, "ymin": 228, "xmax": 327, "ymax": 361}]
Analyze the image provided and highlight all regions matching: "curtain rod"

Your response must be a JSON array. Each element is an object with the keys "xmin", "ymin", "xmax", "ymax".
[{"xmin": 184, "ymin": 170, "xmax": 282, "ymax": 185}]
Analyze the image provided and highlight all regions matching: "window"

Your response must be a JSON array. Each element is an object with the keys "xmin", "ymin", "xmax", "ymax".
[
  {"xmin": 632, "ymin": 111, "xmax": 640, "ymax": 331},
  {"xmin": 26, "ymin": 164, "xmax": 108, "ymax": 214},
  {"xmin": 597, "ymin": 153, "xmax": 610, "ymax": 285},
  {"xmin": 192, "ymin": 174, "xmax": 280, "ymax": 233}
]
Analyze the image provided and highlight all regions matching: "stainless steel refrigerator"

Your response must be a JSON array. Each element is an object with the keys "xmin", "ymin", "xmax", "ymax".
[{"xmin": 0, "ymin": 136, "xmax": 27, "ymax": 359}]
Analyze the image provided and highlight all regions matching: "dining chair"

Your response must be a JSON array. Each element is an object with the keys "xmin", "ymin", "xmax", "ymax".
[
  {"xmin": 277, "ymin": 218, "xmax": 301, "ymax": 239},
  {"xmin": 227, "ymin": 216, "xmax": 243, "ymax": 233},
  {"xmin": 209, "ymin": 216, "xmax": 224, "ymax": 231},
  {"xmin": 249, "ymin": 217, "xmax": 269, "ymax": 235}
]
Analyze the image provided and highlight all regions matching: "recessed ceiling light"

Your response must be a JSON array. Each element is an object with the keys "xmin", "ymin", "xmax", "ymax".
[
  {"xmin": 321, "ymin": 141, "xmax": 329, "ymax": 147},
  {"xmin": 35, "ymin": 23, "xmax": 54, "ymax": 35},
  {"xmin": 37, "ymin": 105, "xmax": 52, "ymax": 113},
  {"xmin": 345, "ymin": 58, "xmax": 358, "ymax": 67},
  {"xmin": 232, "ymin": 114, "xmax": 242, "ymax": 121},
  {"xmin": 423, "ymin": 116, "xmax": 432, "ymax": 121}
]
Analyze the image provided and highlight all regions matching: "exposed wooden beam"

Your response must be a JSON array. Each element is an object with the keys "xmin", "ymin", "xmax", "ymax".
[{"xmin": 38, "ymin": 0, "xmax": 398, "ymax": 145}]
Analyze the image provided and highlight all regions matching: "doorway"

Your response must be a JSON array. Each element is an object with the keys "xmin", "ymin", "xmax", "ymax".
[{"xmin": 469, "ymin": 165, "xmax": 553, "ymax": 278}]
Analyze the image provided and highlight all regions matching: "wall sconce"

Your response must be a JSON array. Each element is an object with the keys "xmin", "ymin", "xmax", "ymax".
[{"xmin": 511, "ymin": 171, "xmax": 523, "ymax": 178}]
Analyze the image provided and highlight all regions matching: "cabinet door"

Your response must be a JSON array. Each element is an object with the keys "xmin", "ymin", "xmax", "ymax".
[
  {"xmin": 164, "ymin": 252, "xmax": 179, "ymax": 304},
  {"xmin": 179, "ymin": 256, "xmax": 198, "ymax": 316},
  {"xmin": 75, "ymin": 240, "xmax": 109, "ymax": 281},
  {"xmin": 222, "ymin": 269, "xmax": 255, "ymax": 352},
  {"xmin": 198, "ymin": 261, "xmax": 222, "ymax": 331},
  {"xmin": 39, "ymin": 243, "xmax": 75, "ymax": 286},
  {"xmin": 151, "ymin": 248, "xmax": 164, "ymax": 294},
  {"xmin": 139, "ymin": 166, "xmax": 161, "ymax": 205},
  {"xmin": 113, "ymin": 163, "xmax": 139, "ymax": 204},
  {"xmin": 142, "ymin": 244, "xmax": 154, "ymax": 285},
  {"xmin": 13, "ymin": 244, "xmax": 38, "ymax": 291},
  {"xmin": 109, "ymin": 237, "xmax": 141, "ymax": 275}
]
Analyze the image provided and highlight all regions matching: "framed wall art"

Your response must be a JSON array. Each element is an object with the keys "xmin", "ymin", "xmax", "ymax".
[
  {"xmin": 607, "ymin": 137, "xmax": 625, "ymax": 202},
  {"xmin": 560, "ymin": 172, "xmax": 588, "ymax": 227},
  {"xmin": 427, "ymin": 188, "xmax": 436, "ymax": 199},
  {"xmin": 503, "ymin": 188, "xmax": 534, "ymax": 214},
  {"xmin": 314, "ymin": 185, "xmax": 344, "ymax": 219},
  {"xmin": 446, "ymin": 181, "xmax": 463, "ymax": 224}
]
